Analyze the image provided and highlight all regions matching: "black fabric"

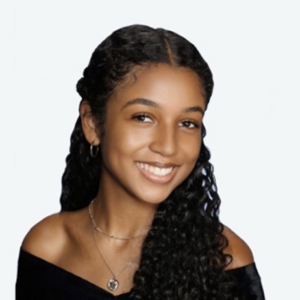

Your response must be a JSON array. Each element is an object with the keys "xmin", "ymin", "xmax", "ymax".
[
  {"xmin": 226, "ymin": 263, "xmax": 265, "ymax": 300},
  {"xmin": 16, "ymin": 248, "xmax": 265, "ymax": 300}
]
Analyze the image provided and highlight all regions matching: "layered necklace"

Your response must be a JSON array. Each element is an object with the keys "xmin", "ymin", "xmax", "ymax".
[{"xmin": 88, "ymin": 200, "xmax": 145, "ymax": 292}]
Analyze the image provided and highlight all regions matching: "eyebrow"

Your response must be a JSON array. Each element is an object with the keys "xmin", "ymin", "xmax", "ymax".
[
  {"xmin": 122, "ymin": 98, "xmax": 160, "ymax": 109},
  {"xmin": 184, "ymin": 106, "xmax": 205, "ymax": 115},
  {"xmin": 122, "ymin": 97, "xmax": 205, "ymax": 115}
]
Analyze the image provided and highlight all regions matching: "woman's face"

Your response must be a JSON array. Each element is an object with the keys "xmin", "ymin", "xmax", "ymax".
[{"xmin": 99, "ymin": 64, "xmax": 206, "ymax": 205}]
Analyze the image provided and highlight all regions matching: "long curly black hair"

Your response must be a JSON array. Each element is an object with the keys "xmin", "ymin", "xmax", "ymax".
[{"xmin": 60, "ymin": 24, "xmax": 237, "ymax": 299}]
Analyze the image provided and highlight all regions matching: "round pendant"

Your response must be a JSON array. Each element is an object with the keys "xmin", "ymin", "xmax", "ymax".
[{"xmin": 107, "ymin": 278, "xmax": 119, "ymax": 291}]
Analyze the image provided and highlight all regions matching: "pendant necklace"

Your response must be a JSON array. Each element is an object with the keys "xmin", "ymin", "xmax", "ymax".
[{"xmin": 89, "ymin": 201, "xmax": 141, "ymax": 292}]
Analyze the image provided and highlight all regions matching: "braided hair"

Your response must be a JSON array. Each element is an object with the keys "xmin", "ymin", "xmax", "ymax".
[{"xmin": 60, "ymin": 25, "xmax": 238, "ymax": 299}]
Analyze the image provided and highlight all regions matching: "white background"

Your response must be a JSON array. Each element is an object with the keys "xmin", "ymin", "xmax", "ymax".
[{"xmin": 1, "ymin": 1, "xmax": 299, "ymax": 299}]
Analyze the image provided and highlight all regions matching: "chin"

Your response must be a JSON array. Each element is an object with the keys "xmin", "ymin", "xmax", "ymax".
[{"xmin": 136, "ymin": 189, "xmax": 173, "ymax": 206}]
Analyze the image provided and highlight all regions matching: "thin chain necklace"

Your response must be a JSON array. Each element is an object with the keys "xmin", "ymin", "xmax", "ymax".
[
  {"xmin": 89, "ymin": 200, "xmax": 146, "ymax": 240},
  {"xmin": 89, "ymin": 201, "xmax": 140, "ymax": 292}
]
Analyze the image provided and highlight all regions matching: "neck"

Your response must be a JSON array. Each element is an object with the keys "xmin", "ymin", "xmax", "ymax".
[{"xmin": 91, "ymin": 188, "xmax": 157, "ymax": 241}]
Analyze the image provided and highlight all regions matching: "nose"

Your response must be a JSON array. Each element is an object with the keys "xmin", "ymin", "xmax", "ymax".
[{"xmin": 149, "ymin": 123, "xmax": 178, "ymax": 157}]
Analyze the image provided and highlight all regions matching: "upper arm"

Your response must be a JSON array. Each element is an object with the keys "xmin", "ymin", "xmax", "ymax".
[
  {"xmin": 21, "ymin": 213, "xmax": 67, "ymax": 264},
  {"xmin": 222, "ymin": 225, "xmax": 254, "ymax": 270}
]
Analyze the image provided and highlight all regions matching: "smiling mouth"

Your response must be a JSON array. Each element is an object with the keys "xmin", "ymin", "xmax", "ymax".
[{"xmin": 136, "ymin": 162, "xmax": 174, "ymax": 177}]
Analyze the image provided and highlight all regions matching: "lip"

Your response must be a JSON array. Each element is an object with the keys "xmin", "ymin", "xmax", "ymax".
[{"xmin": 136, "ymin": 162, "xmax": 179, "ymax": 184}]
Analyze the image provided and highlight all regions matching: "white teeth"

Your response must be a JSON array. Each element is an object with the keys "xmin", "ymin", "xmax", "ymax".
[
  {"xmin": 137, "ymin": 163, "xmax": 173, "ymax": 176},
  {"xmin": 155, "ymin": 168, "xmax": 161, "ymax": 176}
]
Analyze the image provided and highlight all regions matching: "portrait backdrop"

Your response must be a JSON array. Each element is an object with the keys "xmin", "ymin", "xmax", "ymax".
[{"xmin": 1, "ymin": 1, "xmax": 299, "ymax": 299}]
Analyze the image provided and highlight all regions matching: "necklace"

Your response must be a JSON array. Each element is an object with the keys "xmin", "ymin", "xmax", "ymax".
[
  {"xmin": 91, "ymin": 226, "xmax": 139, "ymax": 291},
  {"xmin": 89, "ymin": 201, "xmax": 140, "ymax": 292},
  {"xmin": 89, "ymin": 200, "xmax": 146, "ymax": 240}
]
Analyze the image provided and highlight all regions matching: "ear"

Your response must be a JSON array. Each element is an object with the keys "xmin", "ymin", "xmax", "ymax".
[{"xmin": 79, "ymin": 101, "xmax": 101, "ymax": 146}]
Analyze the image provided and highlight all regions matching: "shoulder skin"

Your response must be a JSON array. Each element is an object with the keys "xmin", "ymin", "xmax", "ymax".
[
  {"xmin": 22, "ymin": 215, "xmax": 254, "ymax": 270},
  {"xmin": 21, "ymin": 213, "xmax": 70, "ymax": 264},
  {"xmin": 222, "ymin": 225, "xmax": 254, "ymax": 270}
]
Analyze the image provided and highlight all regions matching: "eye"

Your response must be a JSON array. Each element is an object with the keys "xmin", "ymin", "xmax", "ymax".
[
  {"xmin": 132, "ymin": 113, "xmax": 152, "ymax": 123},
  {"xmin": 179, "ymin": 120, "xmax": 199, "ymax": 128}
]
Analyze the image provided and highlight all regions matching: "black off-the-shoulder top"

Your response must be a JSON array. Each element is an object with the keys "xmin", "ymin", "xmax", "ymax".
[{"xmin": 16, "ymin": 248, "xmax": 265, "ymax": 299}]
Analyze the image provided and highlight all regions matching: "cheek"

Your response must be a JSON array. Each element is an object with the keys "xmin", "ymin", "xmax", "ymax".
[
  {"xmin": 100, "ymin": 126, "xmax": 148, "ymax": 164},
  {"xmin": 181, "ymin": 135, "xmax": 202, "ymax": 161}
]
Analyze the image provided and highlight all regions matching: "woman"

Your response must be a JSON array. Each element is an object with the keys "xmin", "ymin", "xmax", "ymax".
[{"xmin": 16, "ymin": 25, "xmax": 265, "ymax": 299}]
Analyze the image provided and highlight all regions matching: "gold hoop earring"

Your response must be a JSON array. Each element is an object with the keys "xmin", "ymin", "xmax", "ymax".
[{"xmin": 90, "ymin": 144, "xmax": 99, "ymax": 158}]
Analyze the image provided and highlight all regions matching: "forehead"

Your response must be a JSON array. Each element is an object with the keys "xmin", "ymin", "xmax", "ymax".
[{"xmin": 110, "ymin": 64, "xmax": 206, "ymax": 108}]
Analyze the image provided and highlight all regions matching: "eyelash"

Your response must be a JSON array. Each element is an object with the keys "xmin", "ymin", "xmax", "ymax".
[
  {"xmin": 132, "ymin": 113, "xmax": 152, "ymax": 123},
  {"xmin": 132, "ymin": 113, "xmax": 200, "ymax": 129},
  {"xmin": 179, "ymin": 120, "xmax": 200, "ymax": 129}
]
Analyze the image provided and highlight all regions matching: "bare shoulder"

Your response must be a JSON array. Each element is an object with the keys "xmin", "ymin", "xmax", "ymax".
[
  {"xmin": 21, "ymin": 211, "xmax": 76, "ymax": 264},
  {"xmin": 222, "ymin": 225, "xmax": 254, "ymax": 270}
]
